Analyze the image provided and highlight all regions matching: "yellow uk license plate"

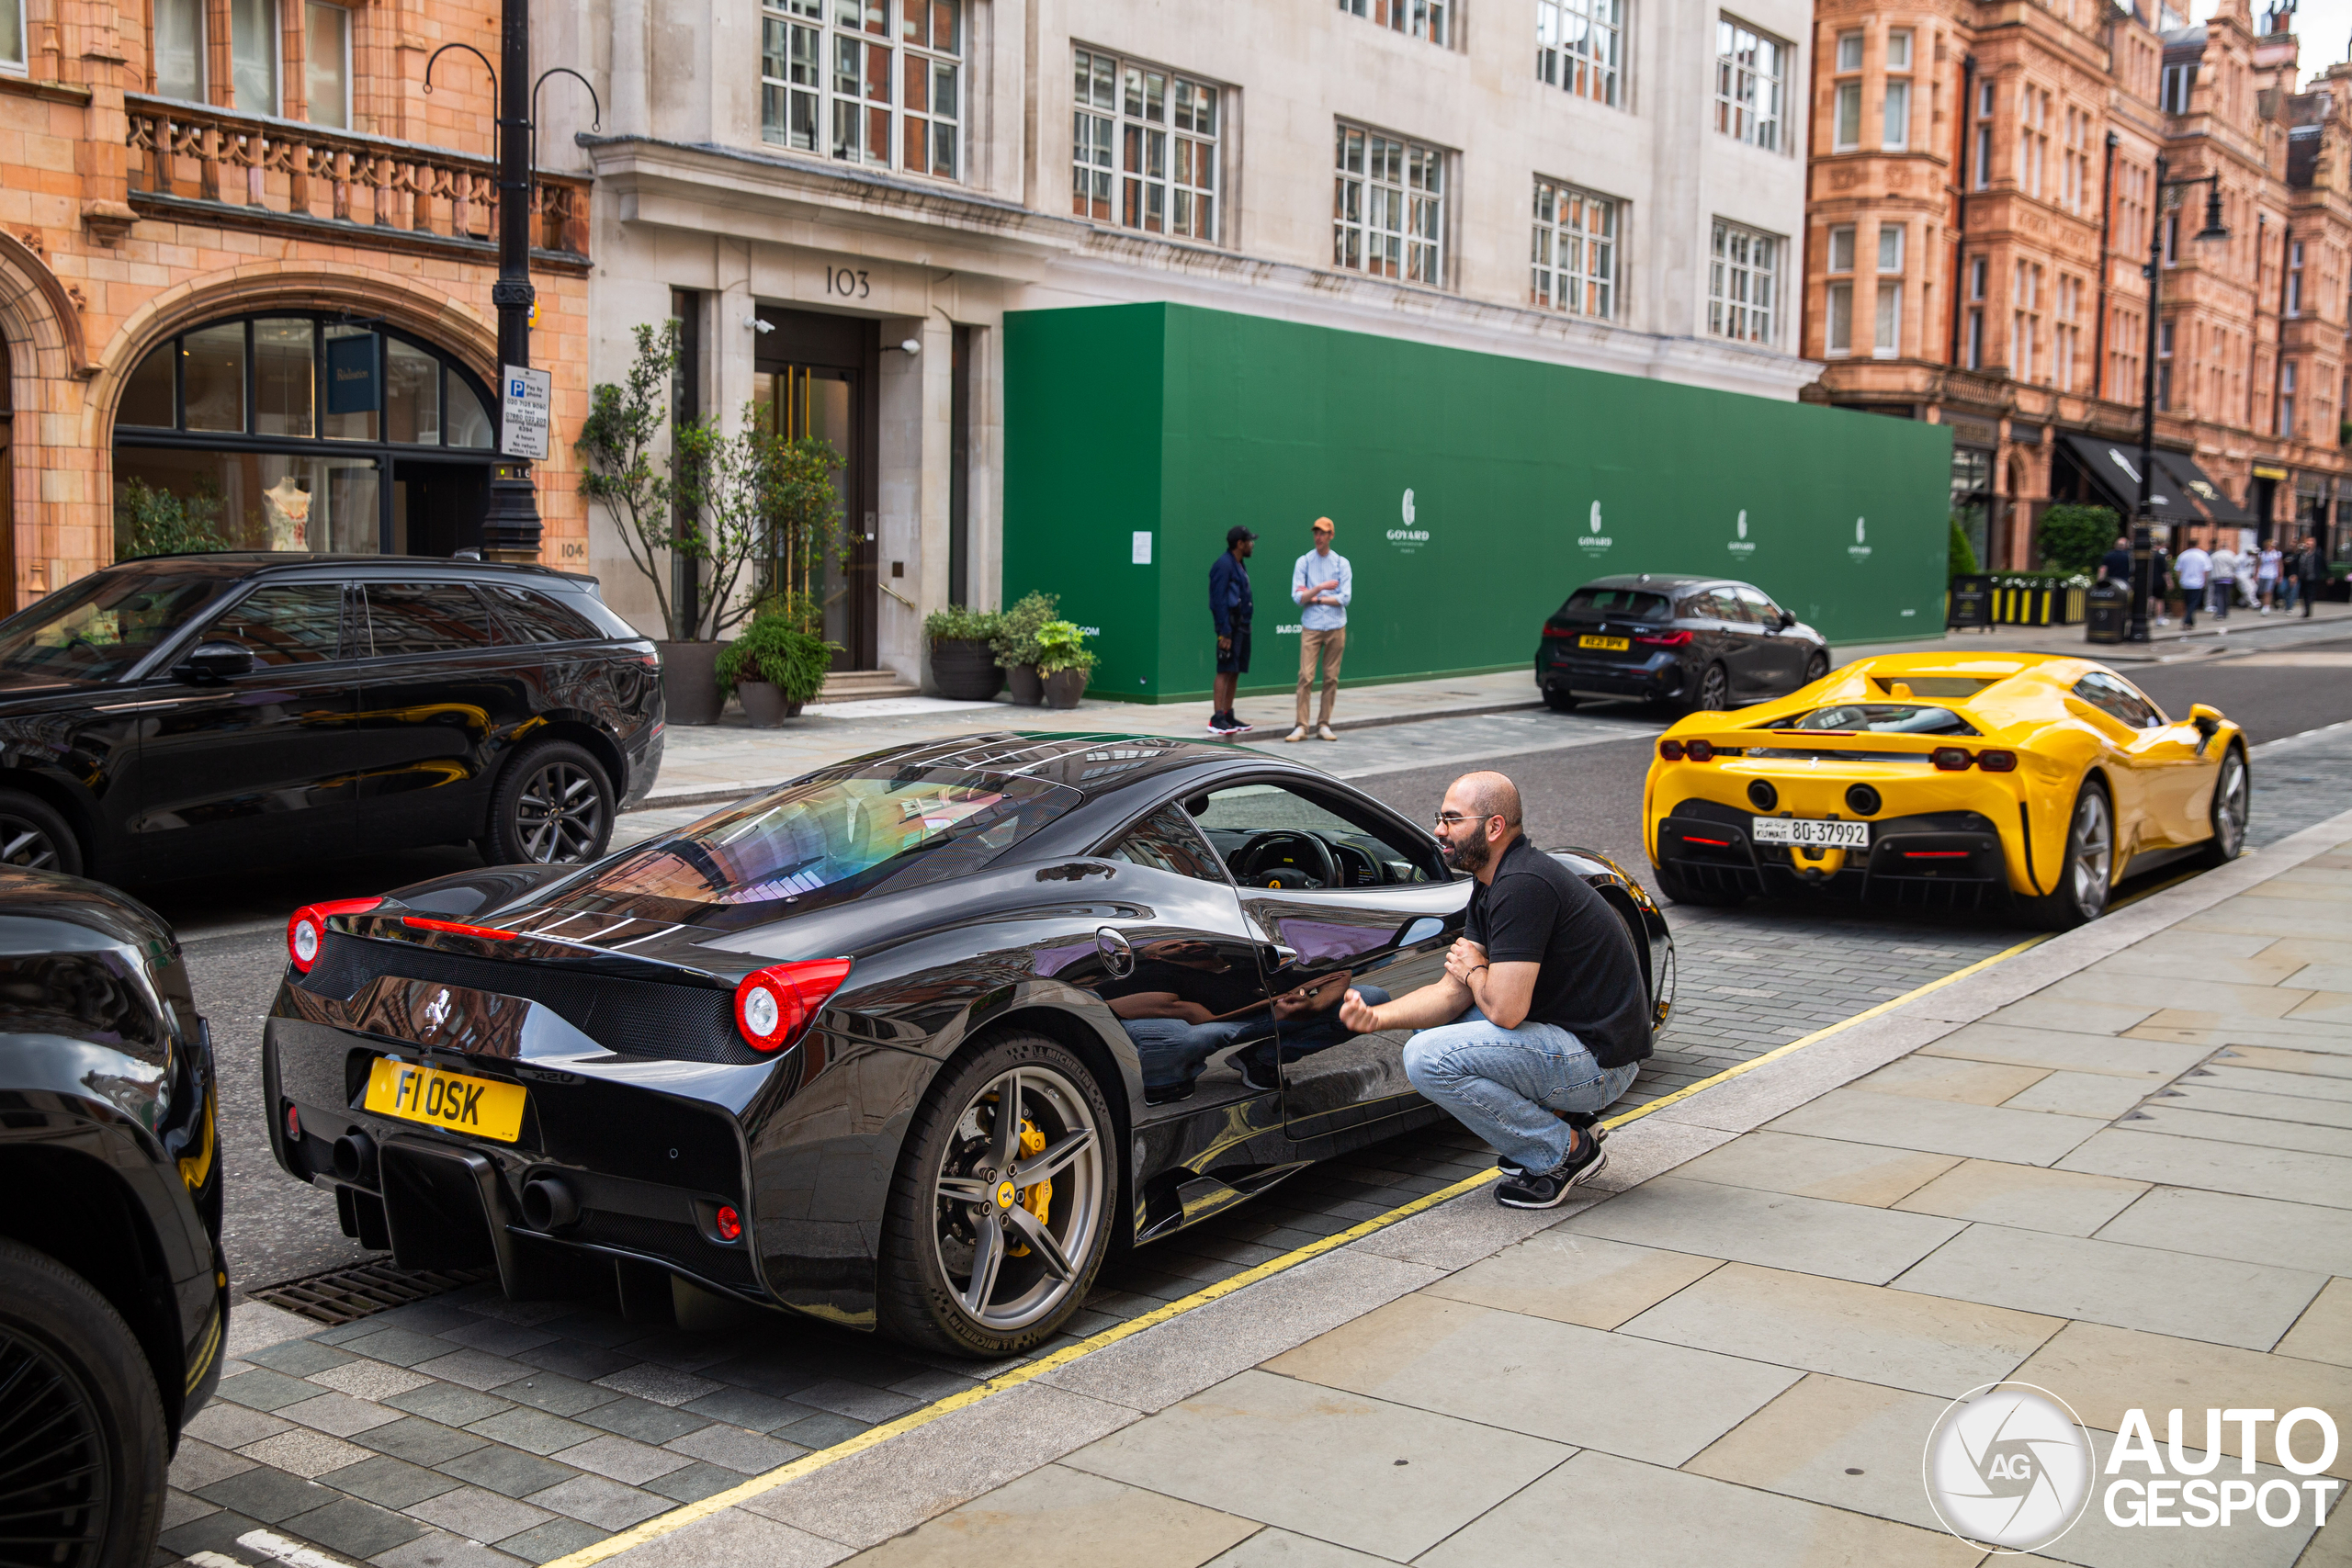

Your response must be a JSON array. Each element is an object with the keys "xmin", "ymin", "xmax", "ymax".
[
  {"xmin": 362, "ymin": 1057, "xmax": 526, "ymax": 1143},
  {"xmin": 1579, "ymin": 634, "xmax": 1631, "ymax": 651}
]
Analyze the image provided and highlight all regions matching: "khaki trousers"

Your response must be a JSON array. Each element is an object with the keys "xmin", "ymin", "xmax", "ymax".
[{"xmin": 1296, "ymin": 626, "xmax": 1346, "ymax": 728}]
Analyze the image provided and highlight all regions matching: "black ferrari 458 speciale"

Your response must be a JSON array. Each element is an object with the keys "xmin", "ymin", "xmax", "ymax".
[{"xmin": 265, "ymin": 734, "xmax": 1674, "ymax": 1356}]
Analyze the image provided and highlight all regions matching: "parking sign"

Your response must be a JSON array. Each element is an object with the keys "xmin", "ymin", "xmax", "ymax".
[{"xmin": 500, "ymin": 365, "xmax": 551, "ymax": 460}]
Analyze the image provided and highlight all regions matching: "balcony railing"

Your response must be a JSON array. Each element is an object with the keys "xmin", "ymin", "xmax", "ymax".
[{"xmin": 124, "ymin": 95, "xmax": 588, "ymax": 265}]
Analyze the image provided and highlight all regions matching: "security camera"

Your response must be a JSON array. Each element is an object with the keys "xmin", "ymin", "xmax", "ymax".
[
  {"xmin": 899, "ymin": 337, "xmax": 921, "ymax": 355},
  {"xmin": 747, "ymin": 316, "xmax": 774, "ymax": 334}
]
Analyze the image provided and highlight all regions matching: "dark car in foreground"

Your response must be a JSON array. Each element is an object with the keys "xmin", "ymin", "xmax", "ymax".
[
  {"xmin": 1537, "ymin": 574, "xmax": 1832, "ymax": 714},
  {"xmin": 264, "ymin": 733, "xmax": 1674, "ymax": 1358},
  {"xmin": 0, "ymin": 869, "xmax": 225, "ymax": 1568},
  {"xmin": 0, "ymin": 553, "xmax": 662, "ymax": 884}
]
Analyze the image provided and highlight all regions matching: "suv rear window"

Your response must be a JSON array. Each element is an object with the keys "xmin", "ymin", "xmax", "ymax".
[
  {"xmin": 1562, "ymin": 587, "xmax": 1670, "ymax": 619},
  {"xmin": 561, "ymin": 765, "xmax": 1081, "ymax": 926}
]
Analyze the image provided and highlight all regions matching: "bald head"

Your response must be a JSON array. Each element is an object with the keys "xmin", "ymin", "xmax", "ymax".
[{"xmin": 1453, "ymin": 772, "xmax": 1521, "ymax": 829}]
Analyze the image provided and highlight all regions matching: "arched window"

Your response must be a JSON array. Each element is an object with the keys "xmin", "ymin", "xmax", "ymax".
[{"xmin": 113, "ymin": 313, "xmax": 497, "ymax": 560}]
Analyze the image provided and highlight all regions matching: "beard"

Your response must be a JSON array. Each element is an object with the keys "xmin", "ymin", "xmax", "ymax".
[{"xmin": 1442, "ymin": 832, "xmax": 1491, "ymax": 874}]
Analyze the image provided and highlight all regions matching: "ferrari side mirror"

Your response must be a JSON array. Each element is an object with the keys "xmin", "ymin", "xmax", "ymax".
[{"xmin": 2188, "ymin": 703, "xmax": 2222, "ymax": 739}]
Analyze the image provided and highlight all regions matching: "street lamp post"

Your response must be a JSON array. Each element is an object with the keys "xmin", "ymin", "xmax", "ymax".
[{"xmin": 2132, "ymin": 153, "xmax": 2230, "ymax": 641}]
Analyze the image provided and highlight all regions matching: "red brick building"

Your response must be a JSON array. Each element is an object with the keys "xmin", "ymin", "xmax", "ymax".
[
  {"xmin": 1803, "ymin": 0, "xmax": 2350, "ymax": 571},
  {"xmin": 0, "ymin": 0, "xmax": 589, "ymax": 608}
]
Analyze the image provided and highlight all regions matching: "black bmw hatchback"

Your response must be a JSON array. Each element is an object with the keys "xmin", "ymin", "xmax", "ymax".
[
  {"xmin": 0, "ymin": 554, "xmax": 663, "ymax": 884},
  {"xmin": 1536, "ymin": 574, "xmax": 1832, "ymax": 714}
]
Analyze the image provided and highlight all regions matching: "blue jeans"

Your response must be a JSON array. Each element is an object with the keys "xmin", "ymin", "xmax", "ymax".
[{"xmin": 1403, "ymin": 1008, "xmax": 1639, "ymax": 1172}]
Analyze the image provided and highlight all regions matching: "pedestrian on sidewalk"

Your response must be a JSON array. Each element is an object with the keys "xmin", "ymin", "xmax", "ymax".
[
  {"xmin": 2150, "ymin": 537, "xmax": 2173, "ymax": 627},
  {"xmin": 2257, "ymin": 542, "xmax": 2282, "ymax": 611},
  {"xmin": 1287, "ymin": 516, "xmax": 1351, "ymax": 744},
  {"xmin": 1208, "ymin": 526, "xmax": 1256, "ymax": 736},
  {"xmin": 2098, "ymin": 533, "xmax": 2132, "ymax": 585},
  {"xmin": 2207, "ymin": 536, "xmax": 2237, "ymax": 624},
  {"xmin": 2176, "ymin": 533, "xmax": 2210, "ymax": 628},
  {"xmin": 2294, "ymin": 535, "xmax": 2327, "ymax": 617},
  {"xmin": 1339, "ymin": 771, "xmax": 1651, "ymax": 1209}
]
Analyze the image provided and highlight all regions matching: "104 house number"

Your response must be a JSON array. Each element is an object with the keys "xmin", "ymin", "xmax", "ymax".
[{"xmin": 826, "ymin": 265, "xmax": 871, "ymax": 299}]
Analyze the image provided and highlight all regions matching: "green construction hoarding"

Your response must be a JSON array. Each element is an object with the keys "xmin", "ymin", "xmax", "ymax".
[{"xmin": 1004, "ymin": 302, "xmax": 1952, "ymax": 705}]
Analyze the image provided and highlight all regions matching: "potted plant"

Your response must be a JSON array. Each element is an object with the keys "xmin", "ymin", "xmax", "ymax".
[
  {"xmin": 924, "ymin": 605, "xmax": 1005, "ymax": 701},
  {"xmin": 578, "ymin": 321, "xmax": 842, "ymax": 725},
  {"xmin": 717, "ymin": 610, "xmax": 838, "ymax": 727},
  {"xmin": 991, "ymin": 591, "xmax": 1058, "ymax": 705},
  {"xmin": 1034, "ymin": 619, "xmax": 1096, "ymax": 708}
]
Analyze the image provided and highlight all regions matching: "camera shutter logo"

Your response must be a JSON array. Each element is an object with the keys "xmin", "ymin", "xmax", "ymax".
[{"xmin": 1923, "ymin": 1382, "xmax": 2095, "ymax": 1551}]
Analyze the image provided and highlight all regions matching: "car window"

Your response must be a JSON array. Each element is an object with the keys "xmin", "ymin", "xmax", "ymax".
[
  {"xmin": 200, "ymin": 584, "xmax": 346, "ymax": 666},
  {"xmin": 2074, "ymin": 671, "xmax": 2164, "ymax": 728},
  {"xmin": 1735, "ymin": 587, "xmax": 1782, "ymax": 624},
  {"xmin": 359, "ymin": 582, "xmax": 493, "ymax": 657},
  {"xmin": 1191, "ymin": 781, "xmax": 1439, "ymax": 886},
  {"xmin": 1695, "ymin": 590, "xmax": 1743, "ymax": 621},
  {"xmin": 1109, "ymin": 805, "xmax": 1228, "ymax": 884},
  {"xmin": 1777, "ymin": 703, "xmax": 1979, "ymax": 736},
  {"xmin": 0, "ymin": 569, "xmax": 226, "ymax": 682},
  {"xmin": 484, "ymin": 585, "xmax": 601, "ymax": 645},
  {"xmin": 1562, "ymin": 587, "xmax": 1671, "ymax": 619}
]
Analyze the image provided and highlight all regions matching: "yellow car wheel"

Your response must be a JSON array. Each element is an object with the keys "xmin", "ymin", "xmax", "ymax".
[{"xmin": 2024, "ymin": 779, "xmax": 2113, "ymax": 931}]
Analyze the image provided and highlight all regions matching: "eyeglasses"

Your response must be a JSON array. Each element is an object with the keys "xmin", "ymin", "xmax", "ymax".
[{"xmin": 1432, "ymin": 811, "xmax": 1498, "ymax": 829}]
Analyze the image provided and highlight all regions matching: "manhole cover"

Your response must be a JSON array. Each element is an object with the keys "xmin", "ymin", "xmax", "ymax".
[{"xmin": 250, "ymin": 1260, "xmax": 494, "ymax": 1325}]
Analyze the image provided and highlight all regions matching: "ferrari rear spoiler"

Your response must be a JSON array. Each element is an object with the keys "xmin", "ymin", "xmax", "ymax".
[{"xmin": 1657, "ymin": 729, "xmax": 2022, "ymax": 770}]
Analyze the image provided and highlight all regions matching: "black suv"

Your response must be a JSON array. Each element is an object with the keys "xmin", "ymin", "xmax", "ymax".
[
  {"xmin": 0, "ymin": 555, "xmax": 663, "ymax": 882},
  {"xmin": 0, "ymin": 867, "xmax": 224, "ymax": 1565},
  {"xmin": 1537, "ymin": 574, "xmax": 1833, "ymax": 714}
]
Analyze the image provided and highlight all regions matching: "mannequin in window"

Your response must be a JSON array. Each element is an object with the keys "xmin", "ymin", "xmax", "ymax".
[{"xmin": 262, "ymin": 476, "xmax": 311, "ymax": 551}]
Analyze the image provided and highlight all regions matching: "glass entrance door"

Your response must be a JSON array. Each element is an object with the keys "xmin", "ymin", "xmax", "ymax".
[{"xmin": 753, "ymin": 366, "xmax": 867, "ymax": 666}]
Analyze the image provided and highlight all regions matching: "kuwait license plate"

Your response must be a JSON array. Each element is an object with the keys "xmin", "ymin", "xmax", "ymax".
[
  {"xmin": 1578, "ymin": 634, "xmax": 1631, "ymax": 651},
  {"xmin": 1752, "ymin": 818, "xmax": 1871, "ymax": 850},
  {"xmin": 363, "ymin": 1057, "xmax": 526, "ymax": 1142}
]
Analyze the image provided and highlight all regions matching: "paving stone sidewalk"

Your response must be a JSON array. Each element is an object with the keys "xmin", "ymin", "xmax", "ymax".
[{"xmin": 573, "ymin": 801, "xmax": 2352, "ymax": 1568}]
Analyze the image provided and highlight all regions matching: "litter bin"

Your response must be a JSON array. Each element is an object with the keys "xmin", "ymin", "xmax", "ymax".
[{"xmin": 2085, "ymin": 580, "xmax": 2129, "ymax": 644}]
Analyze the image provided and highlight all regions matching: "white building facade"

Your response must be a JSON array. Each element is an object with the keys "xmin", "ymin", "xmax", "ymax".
[{"xmin": 541, "ymin": 0, "xmax": 1819, "ymax": 682}]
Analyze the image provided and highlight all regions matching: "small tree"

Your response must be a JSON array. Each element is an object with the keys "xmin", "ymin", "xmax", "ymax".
[
  {"xmin": 1948, "ymin": 515, "xmax": 1981, "ymax": 578},
  {"xmin": 750, "ymin": 425, "xmax": 844, "ymax": 637},
  {"xmin": 118, "ymin": 479, "xmax": 227, "ymax": 559},
  {"xmin": 2036, "ymin": 503, "xmax": 2119, "ymax": 576},
  {"xmin": 576, "ymin": 321, "xmax": 688, "ymax": 638}
]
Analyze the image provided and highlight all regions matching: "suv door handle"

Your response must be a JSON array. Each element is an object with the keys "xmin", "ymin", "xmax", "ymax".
[{"xmin": 1094, "ymin": 926, "xmax": 1135, "ymax": 977}]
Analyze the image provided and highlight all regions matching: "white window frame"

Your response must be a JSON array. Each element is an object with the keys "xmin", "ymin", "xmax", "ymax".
[
  {"xmin": 1531, "ymin": 178, "xmax": 1619, "ymax": 318},
  {"xmin": 1883, "ymin": 75, "xmax": 1910, "ymax": 150},
  {"xmin": 2279, "ymin": 358, "xmax": 2297, "ymax": 436},
  {"xmin": 1334, "ymin": 122, "xmax": 1446, "ymax": 287},
  {"xmin": 1833, "ymin": 79, "xmax": 1860, "ymax": 151},
  {"xmin": 1537, "ymin": 0, "xmax": 1623, "ymax": 109},
  {"xmin": 1338, "ymin": 0, "xmax": 1449, "ymax": 48},
  {"xmin": 1, "ymin": 0, "xmax": 26, "ymax": 74},
  {"xmin": 304, "ymin": 1, "xmax": 352, "ymax": 130},
  {"xmin": 1886, "ymin": 28, "xmax": 1911, "ymax": 70},
  {"xmin": 1827, "ymin": 223, "xmax": 1855, "ymax": 274},
  {"xmin": 1072, "ymin": 50, "xmax": 1221, "ymax": 243},
  {"xmin": 1834, "ymin": 30, "xmax": 1862, "ymax": 72},
  {"xmin": 1713, "ymin": 17, "xmax": 1787, "ymax": 152},
  {"xmin": 760, "ymin": 0, "xmax": 966, "ymax": 183},
  {"xmin": 1873, "ymin": 279, "xmax": 1900, "ymax": 356},
  {"xmin": 153, "ymin": 0, "xmax": 205, "ymax": 97},
  {"xmin": 228, "ymin": 0, "xmax": 281, "ymax": 116},
  {"xmin": 1876, "ymin": 223, "xmax": 1904, "ymax": 274},
  {"xmin": 2288, "ymin": 238, "xmax": 2304, "ymax": 316},
  {"xmin": 1826, "ymin": 280, "xmax": 1853, "ymax": 355},
  {"xmin": 1708, "ymin": 218, "xmax": 1780, "ymax": 344}
]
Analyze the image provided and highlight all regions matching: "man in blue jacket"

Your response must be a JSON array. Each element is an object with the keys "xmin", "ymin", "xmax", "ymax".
[{"xmin": 1209, "ymin": 525, "xmax": 1256, "ymax": 735}]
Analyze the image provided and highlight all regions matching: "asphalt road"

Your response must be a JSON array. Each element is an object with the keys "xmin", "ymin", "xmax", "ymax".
[{"xmin": 178, "ymin": 636, "xmax": 2352, "ymax": 1297}]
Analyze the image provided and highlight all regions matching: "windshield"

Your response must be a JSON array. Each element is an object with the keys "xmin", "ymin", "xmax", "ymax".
[
  {"xmin": 561, "ymin": 765, "xmax": 1082, "ymax": 924},
  {"xmin": 1564, "ymin": 587, "xmax": 1670, "ymax": 619},
  {"xmin": 1774, "ymin": 704, "xmax": 1979, "ymax": 737},
  {"xmin": 0, "ymin": 569, "xmax": 227, "ymax": 683}
]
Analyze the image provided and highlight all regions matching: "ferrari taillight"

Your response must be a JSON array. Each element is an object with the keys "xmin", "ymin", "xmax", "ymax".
[
  {"xmin": 735, "ymin": 958, "xmax": 854, "ymax": 1053},
  {"xmin": 287, "ymin": 898, "xmax": 382, "ymax": 973},
  {"xmin": 1658, "ymin": 740, "xmax": 1685, "ymax": 761},
  {"xmin": 1684, "ymin": 739, "xmax": 1716, "ymax": 762},
  {"xmin": 1977, "ymin": 750, "xmax": 2018, "ymax": 773},
  {"xmin": 1931, "ymin": 748, "xmax": 1973, "ymax": 772}
]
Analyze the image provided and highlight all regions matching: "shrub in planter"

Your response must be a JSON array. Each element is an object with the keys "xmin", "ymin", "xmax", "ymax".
[
  {"xmin": 924, "ymin": 605, "xmax": 1005, "ymax": 701},
  {"xmin": 717, "ymin": 613, "xmax": 839, "ymax": 727},
  {"xmin": 1035, "ymin": 619, "xmax": 1097, "ymax": 710}
]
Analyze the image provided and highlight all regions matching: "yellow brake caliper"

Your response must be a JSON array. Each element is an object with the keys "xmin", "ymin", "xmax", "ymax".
[{"xmin": 1005, "ymin": 1120, "xmax": 1051, "ymax": 1257}]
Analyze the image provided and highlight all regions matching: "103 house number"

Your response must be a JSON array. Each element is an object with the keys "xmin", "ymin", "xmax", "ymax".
[{"xmin": 826, "ymin": 265, "xmax": 871, "ymax": 299}]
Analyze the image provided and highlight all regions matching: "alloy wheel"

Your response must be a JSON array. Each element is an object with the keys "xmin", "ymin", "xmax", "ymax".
[
  {"xmin": 1804, "ymin": 652, "xmax": 1829, "ymax": 684},
  {"xmin": 0, "ymin": 813, "xmax": 62, "ymax": 872},
  {"xmin": 513, "ymin": 761, "xmax": 606, "ymax": 863},
  {"xmin": 2067, "ymin": 789, "xmax": 2113, "ymax": 918},
  {"xmin": 1697, "ymin": 665, "xmax": 1729, "ymax": 710},
  {"xmin": 0, "ymin": 1326, "xmax": 110, "ymax": 1568},
  {"xmin": 2211, "ymin": 750, "xmax": 2248, "ymax": 859},
  {"xmin": 930, "ymin": 1065, "xmax": 1103, "ymax": 1334}
]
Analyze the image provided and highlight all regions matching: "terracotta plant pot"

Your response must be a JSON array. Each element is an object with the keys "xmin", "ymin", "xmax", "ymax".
[
  {"xmin": 930, "ymin": 638, "xmax": 1004, "ymax": 702},
  {"xmin": 1042, "ymin": 667, "xmax": 1087, "ymax": 708},
  {"xmin": 1006, "ymin": 663, "xmax": 1045, "ymax": 705},
  {"xmin": 656, "ymin": 639, "xmax": 725, "ymax": 726},
  {"xmin": 737, "ymin": 680, "xmax": 801, "ymax": 728}
]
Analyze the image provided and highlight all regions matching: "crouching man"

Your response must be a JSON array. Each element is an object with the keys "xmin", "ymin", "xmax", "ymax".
[{"xmin": 1339, "ymin": 771, "xmax": 1651, "ymax": 1207}]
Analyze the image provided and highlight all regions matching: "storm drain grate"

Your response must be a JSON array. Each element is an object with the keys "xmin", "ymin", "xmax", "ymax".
[{"xmin": 249, "ymin": 1261, "xmax": 495, "ymax": 1325}]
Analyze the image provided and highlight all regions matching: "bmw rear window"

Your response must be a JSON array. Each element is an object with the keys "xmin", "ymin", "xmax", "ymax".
[
  {"xmin": 559, "ymin": 765, "xmax": 1081, "ymax": 925},
  {"xmin": 1562, "ymin": 587, "xmax": 1671, "ymax": 619},
  {"xmin": 1773, "ymin": 704, "xmax": 1979, "ymax": 736}
]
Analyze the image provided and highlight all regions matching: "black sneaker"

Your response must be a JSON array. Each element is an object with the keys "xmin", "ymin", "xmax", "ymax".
[
  {"xmin": 1232, "ymin": 1052, "xmax": 1279, "ymax": 1093},
  {"xmin": 1495, "ymin": 1129, "xmax": 1608, "ymax": 1208},
  {"xmin": 1226, "ymin": 715, "xmax": 1255, "ymax": 734},
  {"xmin": 1207, "ymin": 712, "xmax": 1243, "ymax": 736}
]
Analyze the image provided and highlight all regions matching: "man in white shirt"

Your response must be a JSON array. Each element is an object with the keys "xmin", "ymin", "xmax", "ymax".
[
  {"xmin": 2257, "ymin": 544, "xmax": 2282, "ymax": 611},
  {"xmin": 2207, "ymin": 537, "xmax": 2237, "ymax": 623},
  {"xmin": 2174, "ymin": 534, "xmax": 2210, "ymax": 629},
  {"xmin": 1287, "ymin": 516, "xmax": 1351, "ymax": 742}
]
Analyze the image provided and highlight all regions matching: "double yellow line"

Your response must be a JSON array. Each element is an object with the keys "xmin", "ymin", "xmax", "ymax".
[{"xmin": 547, "ymin": 929, "xmax": 2050, "ymax": 1568}]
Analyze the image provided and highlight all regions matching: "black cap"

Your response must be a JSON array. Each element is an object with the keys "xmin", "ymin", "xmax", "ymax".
[{"xmin": 1227, "ymin": 525, "xmax": 1258, "ymax": 546}]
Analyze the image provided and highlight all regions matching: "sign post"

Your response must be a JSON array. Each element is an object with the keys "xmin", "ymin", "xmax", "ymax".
[{"xmin": 500, "ymin": 365, "xmax": 552, "ymax": 462}]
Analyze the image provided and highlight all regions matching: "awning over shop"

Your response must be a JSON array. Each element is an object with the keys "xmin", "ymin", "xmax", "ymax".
[
  {"xmin": 2058, "ymin": 434, "xmax": 2252, "ymax": 525},
  {"xmin": 2155, "ymin": 450, "xmax": 2256, "ymax": 525}
]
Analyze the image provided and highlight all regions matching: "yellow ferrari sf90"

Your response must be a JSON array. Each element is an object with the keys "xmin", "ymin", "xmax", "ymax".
[{"xmin": 1643, "ymin": 652, "xmax": 2248, "ymax": 929}]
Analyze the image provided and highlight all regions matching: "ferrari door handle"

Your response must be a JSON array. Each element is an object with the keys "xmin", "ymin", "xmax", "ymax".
[{"xmin": 1094, "ymin": 926, "xmax": 1135, "ymax": 977}]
